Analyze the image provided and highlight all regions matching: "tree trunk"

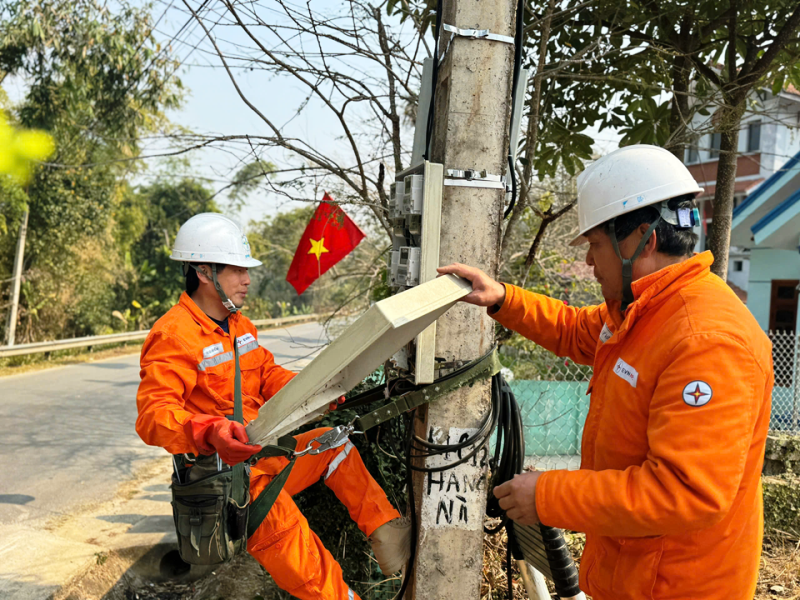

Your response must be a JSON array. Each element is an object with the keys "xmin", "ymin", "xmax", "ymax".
[
  {"xmin": 501, "ymin": 0, "xmax": 555, "ymax": 255},
  {"xmin": 666, "ymin": 55, "xmax": 691, "ymax": 162},
  {"xmin": 707, "ymin": 102, "xmax": 745, "ymax": 280}
]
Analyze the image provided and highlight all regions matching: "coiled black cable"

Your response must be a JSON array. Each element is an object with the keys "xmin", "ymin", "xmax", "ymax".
[
  {"xmin": 485, "ymin": 375, "xmax": 525, "ymax": 534},
  {"xmin": 488, "ymin": 375, "xmax": 583, "ymax": 600},
  {"xmin": 358, "ymin": 368, "xmax": 581, "ymax": 599}
]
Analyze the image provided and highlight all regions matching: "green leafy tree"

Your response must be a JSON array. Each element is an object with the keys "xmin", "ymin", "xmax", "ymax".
[
  {"xmin": 0, "ymin": 0, "xmax": 183, "ymax": 339},
  {"xmin": 524, "ymin": 0, "xmax": 800, "ymax": 277},
  {"xmin": 113, "ymin": 177, "xmax": 221, "ymax": 329},
  {"xmin": 392, "ymin": 0, "xmax": 800, "ymax": 279}
]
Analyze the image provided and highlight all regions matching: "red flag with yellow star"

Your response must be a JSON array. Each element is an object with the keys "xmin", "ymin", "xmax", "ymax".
[{"xmin": 286, "ymin": 195, "xmax": 366, "ymax": 295}]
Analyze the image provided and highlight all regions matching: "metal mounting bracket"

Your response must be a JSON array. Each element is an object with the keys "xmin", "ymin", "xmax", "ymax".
[
  {"xmin": 441, "ymin": 23, "xmax": 515, "ymax": 44},
  {"xmin": 444, "ymin": 169, "xmax": 506, "ymax": 190},
  {"xmin": 438, "ymin": 23, "xmax": 515, "ymax": 65}
]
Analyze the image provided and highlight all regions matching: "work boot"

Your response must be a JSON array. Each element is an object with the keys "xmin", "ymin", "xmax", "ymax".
[{"xmin": 369, "ymin": 516, "xmax": 412, "ymax": 575}]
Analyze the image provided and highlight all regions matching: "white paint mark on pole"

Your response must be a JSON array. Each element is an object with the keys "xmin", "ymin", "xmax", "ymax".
[{"xmin": 420, "ymin": 427, "xmax": 488, "ymax": 530}]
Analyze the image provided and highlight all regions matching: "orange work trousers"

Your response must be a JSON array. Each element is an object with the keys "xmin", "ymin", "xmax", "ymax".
[{"xmin": 247, "ymin": 428, "xmax": 400, "ymax": 600}]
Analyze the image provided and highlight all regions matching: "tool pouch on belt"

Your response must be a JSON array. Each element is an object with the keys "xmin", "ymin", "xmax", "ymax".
[
  {"xmin": 170, "ymin": 455, "xmax": 250, "ymax": 565},
  {"xmin": 169, "ymin": 337, "xmax": 251, "ymax": 565}
]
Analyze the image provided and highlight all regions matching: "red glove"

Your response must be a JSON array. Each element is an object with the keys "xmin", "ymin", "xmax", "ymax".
[
  {"xmin": 184, "ymin": 415, "xmax": 261, "ymax": 466},
  {"xmin": 329, "ymin": 395, "xmax": 347, "ymax": 411}
]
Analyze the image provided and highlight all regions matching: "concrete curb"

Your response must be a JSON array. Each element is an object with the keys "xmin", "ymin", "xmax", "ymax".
[{"xmin": 1, "ymin": 456, "xmax": 185, "ymax": 600}]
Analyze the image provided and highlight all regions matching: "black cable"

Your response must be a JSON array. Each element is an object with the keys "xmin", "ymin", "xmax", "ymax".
[
  {"xmin": 485, "ymin": 376, "xmax": 524, "ymax": 533},
  {"xmin": 391, "ymin": 410, "xmax": 418, "ymax": 600},
  {"xmin": 503, "ymin": 0, "xmax": 526, "ymax": 219},
  {"xmin": 488, "ymin": 375, "xmax": 583, "ymax": 600},
  {"xmin": 423, "ymin": 0, "xmax": 444, "ymax": 161},
  {"xmin": 407, "ymin": 376, "xmax": 500, "ymax": 473},
  {"xmin": 358, "ymin": 360, "xmax": 581, "ymax": 599}
]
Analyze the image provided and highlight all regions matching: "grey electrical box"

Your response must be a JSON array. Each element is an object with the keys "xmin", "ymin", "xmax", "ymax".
[
  {"xmin": 387, "ymin": 250, "xmax": 401, "ymax": 287},
  {"xmin": 397, "ymin": 246, "xmax": 421, "ymax": 287},
  {"xmin": 402, "ymin": 174, "xmax": 424, "ymax": 215},
  {"xmin": 390, "ymin": 180, "xmax": 405, "ymax": 224}
]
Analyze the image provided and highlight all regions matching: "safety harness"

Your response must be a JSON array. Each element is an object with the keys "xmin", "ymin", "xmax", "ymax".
[
  {"xmin": 608, "ymin": 201, "xmax": 700, "ymax": 312},
  {"xmin": 242, "ymin": 349, "xmax": 504, "ymax": 537}
]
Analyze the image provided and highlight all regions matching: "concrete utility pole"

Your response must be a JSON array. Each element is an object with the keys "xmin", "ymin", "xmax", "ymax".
[
  {"xmin": 411, "ymin": 0, "xmax": 518, "ymax": 597},
  {"xmin": 6, "ymin": 210, "xmax": 29, "ymax": 346}
]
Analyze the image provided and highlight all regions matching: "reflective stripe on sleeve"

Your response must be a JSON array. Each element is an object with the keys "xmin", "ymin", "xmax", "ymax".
[{"xmin": 324, "ymin": 441, "xmax": 354, "ymax": 480}]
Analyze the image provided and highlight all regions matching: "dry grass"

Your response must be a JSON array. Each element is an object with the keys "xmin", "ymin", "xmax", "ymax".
[
  {"xmin": 756, "ymin": 533, "xmax": 800, "ymax": 599},
  {"xmin": 484, "ymin": 526, "xmax": 799, "ymax": 600},
  {"xmin": 482, "ymin": 526, "xmax": 527, "ymax": 600}
]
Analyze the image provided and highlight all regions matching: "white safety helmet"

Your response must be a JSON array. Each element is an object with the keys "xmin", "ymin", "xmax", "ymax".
[
  {"xmin": 170, "ymin": 213, "xmax": 262, "ymax": 268},
  {"xmin": 570, "ymin": 144, "xmax": 703, "ymax": 246},
  {"xmin": 171, "ymin": 213, "xmax": 261, "ymax": 313}
]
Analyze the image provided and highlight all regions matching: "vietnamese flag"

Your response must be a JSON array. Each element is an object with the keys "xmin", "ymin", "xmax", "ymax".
[{"xmin": 286, "ymin": 194, "xmax": 366, "ymax": 295}]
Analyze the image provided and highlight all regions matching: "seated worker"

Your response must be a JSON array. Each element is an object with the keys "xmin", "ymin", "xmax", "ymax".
[
  {"xmin": 439, "ymin": 145, "xmax": 773, "ymax": 600},
  {"xmin": 136, "ymin": 212, "xmax": 410, "ymax": 600}
]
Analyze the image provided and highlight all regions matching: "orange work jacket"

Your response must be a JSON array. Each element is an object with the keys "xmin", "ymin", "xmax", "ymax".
[
  {"xmin": 492, "ymin": 252, "xmax": 773, "ymax": 600},
  {"xmin": 136, "ymin": 292, "xmax": 295, "ymax": 456}
]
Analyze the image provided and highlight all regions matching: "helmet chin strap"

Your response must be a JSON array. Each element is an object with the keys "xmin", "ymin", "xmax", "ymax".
[
  {"xmin": 608, "ymin": 215, "xmax": 662, "ymax": 313},
  {"xmin": 187, "ymin": 263, "xmax": 238, "ymax": 313}
]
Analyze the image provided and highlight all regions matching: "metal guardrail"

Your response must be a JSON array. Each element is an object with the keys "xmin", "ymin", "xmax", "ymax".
[{"xmin": 0, "ymin": 314, "xmax": 323, "ymax": 359}]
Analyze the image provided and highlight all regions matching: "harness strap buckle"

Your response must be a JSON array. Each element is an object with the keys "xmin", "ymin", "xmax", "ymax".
[{"xmin": 294, "ymin": 421, "xmax": 360, "ymax": 457}]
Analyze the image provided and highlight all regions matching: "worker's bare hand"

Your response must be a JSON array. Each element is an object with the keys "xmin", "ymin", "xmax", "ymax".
[
  {"xmin": 493, "ymin": 471, "xmax": 543, "ymax": 526},
  {"xmin": 437, "ymin": 263, "xmax": 506, "ymax": 308}
]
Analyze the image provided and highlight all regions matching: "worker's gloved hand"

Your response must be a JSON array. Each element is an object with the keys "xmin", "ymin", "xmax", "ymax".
[{"xmin": 184, "ymin": 415, "xmax": 261, "ymax": 466}]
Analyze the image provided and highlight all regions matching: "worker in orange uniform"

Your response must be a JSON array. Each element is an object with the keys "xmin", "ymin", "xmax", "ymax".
[
  {"xmin": 439, "ymin": 145, "xmax": 773, "ymax": 600},
  {"xmin": 136, "ymin": 213, "xmax": 410, "ymax": 600}
]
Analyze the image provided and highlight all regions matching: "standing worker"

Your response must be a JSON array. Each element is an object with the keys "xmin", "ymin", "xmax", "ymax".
[
  {"xmin": 439, "ymin": 145, "xmax": 773, "ymax": 600},
  {"xmin": 136, "ymin": 213, "xmax": 410, "ymax": 600}
]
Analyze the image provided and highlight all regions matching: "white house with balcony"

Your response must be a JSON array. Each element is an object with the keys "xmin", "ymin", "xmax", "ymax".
[
  {"xmin": 729, "ymin": 150, "xmax": 800, "ymax": 432},
  {"xmin": 730, "ymin": 150, "xmax": 800, "ymax": 333},
  {"xmin": 684, "ymin": 87, "xmax": 800, "ymax": 298}
]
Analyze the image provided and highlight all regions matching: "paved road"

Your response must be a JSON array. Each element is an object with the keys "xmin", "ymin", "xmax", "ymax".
[{"xmin": 0, "ymin": 321, "xmax": 330, "ymax": 528}]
